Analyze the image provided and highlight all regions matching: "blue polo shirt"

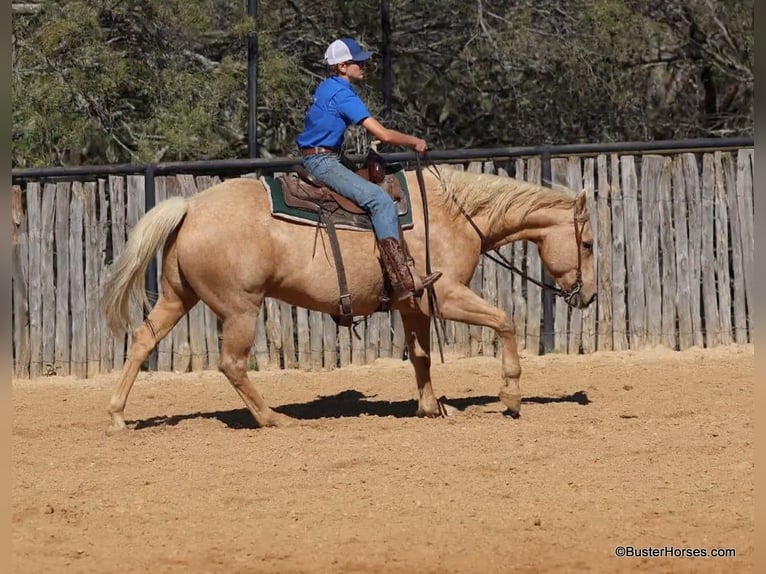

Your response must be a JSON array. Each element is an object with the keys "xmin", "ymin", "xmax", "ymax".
[{"xmin": 296, "ymin": 76, "xmax": 371, "ymax": 149}]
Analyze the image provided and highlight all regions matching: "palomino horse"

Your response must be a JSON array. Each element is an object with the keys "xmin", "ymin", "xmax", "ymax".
[{"xmin": 102, "ymin": 166, "xmax": 596, "ymax": 434}]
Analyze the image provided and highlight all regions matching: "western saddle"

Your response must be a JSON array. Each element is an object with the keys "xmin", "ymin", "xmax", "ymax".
[
  {"xmin": 273, "ymin": 152, "xmax": 440, "ymax": 328},
  {"xmin": 279, "ymin": 156, "xmax": 404, "ymax": 217},
  {"xmin": 274, "ymin": 152, "xmax": 402, "ymax": 328}
]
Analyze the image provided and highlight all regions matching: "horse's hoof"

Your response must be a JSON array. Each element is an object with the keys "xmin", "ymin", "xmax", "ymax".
[
  {"xmin": 260, "ymin": 411, "xmax": 297, "ymax": 428},
  {"xmin": 105, "ymin": 422, "xmax": 127, "ymax": 436},
  {"xmin": 416, "ymin": 399, "xmax": 442, "ymax": 417},
  {"xmin": 416, "ymin": 407, "xmax": 441, "ymax": 418},
  {"xmin": 499, "ymin": 391, "xmax": 522, "ymax": 418},
  {"xmin": 417, "ymin": 398, "xmax": 454, "ymax": 418}
]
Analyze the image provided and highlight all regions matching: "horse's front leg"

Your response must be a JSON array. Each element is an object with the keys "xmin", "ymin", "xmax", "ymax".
[
  {"xmin": 400, "ymin": 312, "xmax": 441, "ymax": 417},
  {"xmin": 436, "ymin": 284, "xmax": 523, "ymax": 417}
]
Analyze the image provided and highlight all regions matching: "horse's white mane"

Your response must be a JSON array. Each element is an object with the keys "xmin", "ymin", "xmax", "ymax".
[{"xmin": 434, "ymin": 167, "xmax": 582, "ymax": 227}]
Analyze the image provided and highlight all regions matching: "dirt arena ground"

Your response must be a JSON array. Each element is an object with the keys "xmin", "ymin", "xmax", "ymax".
[{"xmin": 13, "ymin": 344, "xmax": 754, "ymax": 573}]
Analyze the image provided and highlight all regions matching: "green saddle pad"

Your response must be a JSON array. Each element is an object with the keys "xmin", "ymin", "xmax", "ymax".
[{"xmin": 263, "ymin": 170, "xmax": 414, "ymax": 232}]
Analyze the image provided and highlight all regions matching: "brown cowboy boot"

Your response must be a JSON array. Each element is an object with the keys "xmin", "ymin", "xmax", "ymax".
[{"xmin": 378, "ymin": 237, "xmax": 442, "ymax": 301}]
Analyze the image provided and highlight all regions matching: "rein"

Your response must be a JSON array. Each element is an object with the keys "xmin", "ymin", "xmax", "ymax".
[
  {"xmin": 462, "ymin": 203, "xmax": 584, "ymax": 307},
  {"xmin": 415, "ymin": 153, "xmax": 447, "ymax": 362},
  {"xmin": 424, "ymin": 159, "xmax": 586, "ymax": 308}
]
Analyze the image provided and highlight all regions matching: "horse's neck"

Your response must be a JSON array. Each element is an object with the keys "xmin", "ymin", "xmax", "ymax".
[{"xmin": 482, "ymin": 208, "xmax": 569, "ymax": 250}]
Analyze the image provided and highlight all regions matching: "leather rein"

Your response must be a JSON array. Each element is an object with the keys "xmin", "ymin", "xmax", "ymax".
[{"xmin": 414, "ymin": 154, "xmax": 586, "ymax": 308}]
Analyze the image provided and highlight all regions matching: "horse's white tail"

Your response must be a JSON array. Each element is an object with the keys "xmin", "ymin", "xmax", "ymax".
[{"xmin": 102, "ymin": 196, "xmax": 189, "ymax": 335}]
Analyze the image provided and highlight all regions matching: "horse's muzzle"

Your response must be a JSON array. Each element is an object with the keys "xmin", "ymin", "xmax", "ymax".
[{"xmin": 567, "ymin": 290, "xmax": 597, "ymax": 309}]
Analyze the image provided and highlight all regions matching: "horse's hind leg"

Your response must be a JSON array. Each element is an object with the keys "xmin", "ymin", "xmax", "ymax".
[
  {"xmin": 401, "ymin": 313, "xmax": 441, "ymax": 417},
  {"xmin": 107, "ymin": 290, "xmax": 196, "ymax": 435},
  {"xmin": 218, "ymin": 312, "xmax": 295, "ymax": 428}
]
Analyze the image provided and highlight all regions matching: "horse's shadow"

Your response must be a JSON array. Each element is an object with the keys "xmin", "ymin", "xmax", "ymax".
[{"xmin": 130, "ymin": 389, "xmax": 590, "ymax": 431}]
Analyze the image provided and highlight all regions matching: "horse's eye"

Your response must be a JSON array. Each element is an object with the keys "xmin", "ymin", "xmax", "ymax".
[{"xmin": 582, "ymin": 241, "xmax": 593, "ymax": 251}]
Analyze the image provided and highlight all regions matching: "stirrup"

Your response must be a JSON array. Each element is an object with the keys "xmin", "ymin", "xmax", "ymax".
[
  {"xmin": 406, "ymin": 259, "xmax": 442, "ymax": 294},
  {"xmin": 395, "ymin": 270, "xmax": 442, "ymax": 301},
  {"xmin": 420, "ymin": 271, "xmax": 442, "ymax": 289}
]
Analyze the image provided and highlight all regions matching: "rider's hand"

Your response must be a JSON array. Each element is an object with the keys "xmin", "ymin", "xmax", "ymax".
[{"xmin": 412, "ymin": 138, "xmax": 428, "ymax": 153}]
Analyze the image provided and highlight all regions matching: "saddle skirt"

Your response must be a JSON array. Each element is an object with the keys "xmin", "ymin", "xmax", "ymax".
[{"xmin": 263, "ymin": 167, "xmax": 413, "ymax": 232}]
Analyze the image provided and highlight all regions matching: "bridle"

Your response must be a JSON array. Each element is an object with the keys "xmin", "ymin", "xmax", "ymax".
[
  {"xmin": 411, "ymin": 153, "xmax": 587, "ymax": 365},
  {"xmin": 561, "ymin": 207, "xmax": 586, "ymax": 306},
  {"xmin": 461, "ymin": 199, "xmax": 586, "ymax": 307},
  {"xmin": 417, "ymin": 156, "xmax": 587, "ymax": 308}
]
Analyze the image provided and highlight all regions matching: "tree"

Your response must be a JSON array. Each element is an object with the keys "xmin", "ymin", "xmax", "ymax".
[{"xmin": 12, "ymin": 0, "xmax": 753, "ymax": 167}]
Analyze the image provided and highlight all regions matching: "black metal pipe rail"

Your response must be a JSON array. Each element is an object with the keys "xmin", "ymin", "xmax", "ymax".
[{"xmin": 11, "ymin": 137, "xmax": 753, "ymax": 183}]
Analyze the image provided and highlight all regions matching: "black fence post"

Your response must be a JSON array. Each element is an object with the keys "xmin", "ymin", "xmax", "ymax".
[
  {"xmin": 247, "ymin": 0, "xmax": 259, "ymax": 158},
  {"xmin": 144, "ymin": 165, "xmax": 158, "ymax": 370},
  {"xmin": 540, "ymin": 146, "xmax": 555, "ymax": 354},
  {"xmin": 381, "ymin": 0, "xmax": 393, "ymax": 122}
]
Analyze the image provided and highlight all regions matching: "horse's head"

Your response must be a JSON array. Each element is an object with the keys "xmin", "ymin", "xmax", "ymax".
[{"xmin": 537, "ymin": 190, "xmax": 597, "ymax": 309}]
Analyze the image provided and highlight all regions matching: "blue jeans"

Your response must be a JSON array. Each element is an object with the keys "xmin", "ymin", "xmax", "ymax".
[{"xmin": 302, "ymin": 153, "xmax": 400, "ymax": 240}]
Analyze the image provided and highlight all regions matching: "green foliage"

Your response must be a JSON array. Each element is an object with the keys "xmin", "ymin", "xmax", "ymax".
[
  {"xmin": 13, "ymin": 0, "xmax": 253, "ymax": 166},
  {"xmin": 12, "ymin": 0, "xmax": 753, "ymax": 167}
]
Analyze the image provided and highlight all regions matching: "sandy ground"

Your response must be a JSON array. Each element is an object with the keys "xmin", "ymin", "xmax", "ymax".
[{"xmin": 12, "ymin": 344, "xmax": 754, "ymax": 573}]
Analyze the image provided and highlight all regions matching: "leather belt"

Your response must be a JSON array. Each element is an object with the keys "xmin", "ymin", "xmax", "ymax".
[{"xmin": 301, "ymin": 147, "xmax": 339, "ymax": 156}]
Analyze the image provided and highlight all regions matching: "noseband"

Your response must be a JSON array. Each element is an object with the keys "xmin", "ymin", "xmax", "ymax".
[{"xmin": 559, "ymin": 206, "xmax": 585, "ymax": 306}]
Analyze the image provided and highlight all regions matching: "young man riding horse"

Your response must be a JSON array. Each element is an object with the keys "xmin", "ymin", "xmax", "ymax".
[{"xmin": 296, "ymin": 37, "xmax": 441, "ymax": 301}]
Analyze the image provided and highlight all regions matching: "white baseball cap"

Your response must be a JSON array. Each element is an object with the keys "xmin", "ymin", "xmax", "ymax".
[{"xmin": 324, "ymin": 38, "xmax": 374, "ymax": 65}]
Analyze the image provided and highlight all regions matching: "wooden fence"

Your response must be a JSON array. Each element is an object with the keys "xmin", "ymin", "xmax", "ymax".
[{"xmin": 11, "ymin": 149, "xmax": 754, "ymax": 378}]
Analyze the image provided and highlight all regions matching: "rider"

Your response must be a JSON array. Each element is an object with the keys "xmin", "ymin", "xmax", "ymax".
[{"xmin": 296, "ymin": 37, "xmax": 441, "ymax": 301}]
